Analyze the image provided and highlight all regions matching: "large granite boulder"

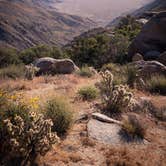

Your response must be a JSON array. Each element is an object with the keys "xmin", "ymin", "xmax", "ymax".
[
  {"xmin": 158, "ymin": 51, "xmax": 166, "ymax": 66},
  {"xmin": 130, "ymin": 60, "xmax": 166, "ymax": 77},
  {"xmin": 128, "ymin": 11, "xmax": 166, "ymax": 60},
  {"xmin": 33, "ymin": 57, "xmax": 79, "ymax": 75}
]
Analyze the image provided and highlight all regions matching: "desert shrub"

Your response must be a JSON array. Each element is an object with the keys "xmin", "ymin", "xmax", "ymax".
[
  {"xmin": 126, "ymin": 66, "xmax": 138, "ymax": 88},
  {"xmin": 145, "ymin": 75, "xmax": 166, "ymax": 95},
  {"xmin": 0, "ymin": 91, "xmax": 59, "ymax": 165},
  {"xmin": 111, "ymin": 33, "xmax": 130, "ymax": 64},
  {"xmin": 0, "ymin": 47, "xmax": 21, "ymax": 68},
  {"xmin": 76, "ymin": 66, "xmax": 94, "ymax": 77},
  {"xmin": 101, "ymin": 63, "xmax": 121, "ymax": 73},
  {"xmin": 77, "ymin": 86, "xmax": 98, "ymax": 101},
  {"xmin": 153, "ymin": 106, "xmax": 166, "ymax": 121},
  {"xmin": 67, "ymin": 34, "xmax": 111, "ymax": 68},
  {"xmin": 99, "ymin": 70, "xmax": 135, "ymax": 113},
  {"xmin": 122, "ymin": 115, "xmax": 146, "ymax": 139},
  {"xmin": 115, "ymin": 15, "xmax": 142, "ymax": 42},
  {"xmin": 0, "ymin": 65, "xmax": 25, "ymax": 80},
  {"xmin": 45, "ymin": 97, "xmax": 74, "ymax": 136}
]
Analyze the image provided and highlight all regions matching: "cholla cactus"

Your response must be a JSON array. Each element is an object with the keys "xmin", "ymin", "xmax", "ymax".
[
  {"xmin": 2, "ymin": 111, "xmax": 59, "ymax": 165},
  {"xmin": 25, "ymin": 64, "xmax": 39, "ymax": 80},
  {"xmin": 99, "ymin": 70, "xmax": 114, "ymax": 100},
  {"xmin": 99, "ymin": 70, "xmax": 135, "ymax": 112}
]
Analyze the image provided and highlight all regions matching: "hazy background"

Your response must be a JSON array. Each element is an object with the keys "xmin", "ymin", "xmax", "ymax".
[{"xmin": 55, "ymin": 0, "xmax": 154, "ymax": 25}]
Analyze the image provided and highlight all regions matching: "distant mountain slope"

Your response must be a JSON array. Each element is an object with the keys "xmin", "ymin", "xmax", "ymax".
[
  {"xmin": 133, "ymin": 0, "xmax": 166, "ymax": 17},
  {"xmin": 0, "ymin": 0, "xmax": 96, "ymax": 49},
  {"xmin": 107, "ymin": 0, "xmax": 166, "ymax": 28}
]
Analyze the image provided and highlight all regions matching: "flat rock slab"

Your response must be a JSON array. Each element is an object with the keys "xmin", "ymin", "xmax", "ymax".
[
  {"xmin": 87, "ymin": 119, "xmax": 122, "ymax": 144},
  {"xmin": 92, "ymin": 112, "xmax": 122, "ymax": 125}
]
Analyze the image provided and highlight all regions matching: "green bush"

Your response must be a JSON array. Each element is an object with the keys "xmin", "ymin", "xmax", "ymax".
[
  {"xmin": 77, "ymin": 86, "xmax": 98, "ymax": 101},
  {"xmin": 76, "ymin": 66, "xmax": 94, "ymax": 77},
  {"xmin": 110, "ymin": 33, "xmax": 130, "ymax": 64},
  {"xmin": 0, "ymin": 65, "xmax": 25, "ymax": 80},
  {"xmin": 122, "ymin": 115, "xmax": 146, "ymax": 139},
  {"xmin": 146, "ymin": 75, "xmax": 166, "ymax": 95},
  {"xmin": 20, "ymin": 45, "xmax": 66, "ymax": 64},
  {"xmin": 0, "ymin": 91, "xmax": 59, "ymax": 165},
  {"xmin": 68, "ymin": 34, "xmax": 111, "ymax": 68},
  {"xmin": 115, "ymin": 15, "xmax": 142, "ymax": 42},
  {"xmin": 45, "ymin": 97, "xmax": 74, "ymax": 136},
  {"xmin": 0, "ymin": 47, "xmax": 21, "ymax": 68}
]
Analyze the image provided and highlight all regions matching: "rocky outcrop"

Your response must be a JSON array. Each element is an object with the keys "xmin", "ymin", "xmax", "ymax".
[
  {"xmin": 158, "ymin": 51, "xmax": 166, "ymax": 66},
  {"xmin": 87, "ymin": 119, "xmax": 122, "ymax": 144},
  {"xmin": 33, "ymin": 57, "xmax": 79, "ymax": 75},
  {"xmin": 130, "ymin": 60, "xmax": 166, "ymax": 77},
  {"xmin": 128, "ymin": 11, "xmax": 166, "ymax": 60}
]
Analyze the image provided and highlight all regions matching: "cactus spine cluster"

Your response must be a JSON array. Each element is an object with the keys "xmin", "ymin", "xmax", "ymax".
[{"xmin": 100, "ymin": 70, "xmax": 135, "ymax": 112}]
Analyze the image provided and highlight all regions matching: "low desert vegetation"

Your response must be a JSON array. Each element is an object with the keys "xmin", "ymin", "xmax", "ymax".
[
  {"xmin": 122, "ymin": 115, "xmax": 146, "ymax": 140},
  {"xmin": 145, "ymin": 75, "xmax": 166, "ymax": 95},
  {"xmin": 0, "ymin": 90, "xmax": 59, "ymax": 166},
  {"xmin": 0, "ymin": 47, "xmax": 21, "ymax": 68},
  {"xmin": 45, "ymin": 97, "xmax": 74, "ymax": 136},
  {"xmin": 0, "ymin": 65, "xmax": 25, "ymax": 80},
  {"xmin": 126, "ymin": 66, "xmax": 138, "ymax": 88},
  {"xmin": 153, "ymin": 106, "xmax": 166, "ymax": 121},
  {"xmin": 77, "ymin": 86, "xmax": 98, "ymax": 101},
  {"xmin": 76, "ymin": 66, "xmax": 94, "ymax": 77}
]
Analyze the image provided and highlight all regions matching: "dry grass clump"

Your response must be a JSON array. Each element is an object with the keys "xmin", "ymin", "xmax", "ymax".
[
  {"xmin": 101, "ymin": 63, "xmax": 127, "ymax": 85},
  {"xmin": 153, "ymin": 106, "xmax": 166, "ymax": 121},
  {"xmin": 76, "ymin": 66, "xmax": 95, "ymax": 78},
  {"xmin": 77, "ymin": 86, "xmax": 98, "ymax": 101},
  {"xmin": 104, "ymin": 145, "xmax": 166, "ymax": 166},
  {"xmin": 45, "ymin": 96, "xmax": 74, "ymax": 136},
  {"xmin": 122, "ymin": 115, "xmax": 146, "ymax": 140},
  {"xmin": 145, "ymin": 75, "xmax": 166, "ymax": 95},
  {"xmin": 0, "ymin": 65, "xmax": 25, "ymax": 80},
  {"xmin": 126, "ymin": 66, "xmax": 138, "ymax": 88}
]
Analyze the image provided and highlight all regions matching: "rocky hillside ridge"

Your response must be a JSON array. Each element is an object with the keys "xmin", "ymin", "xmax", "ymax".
[
  {"xmin": 107, "ymin": 0, "xmax": 166, "ymax": 28},
  {"xmin": 0, "ymin": 0, "xmax": 96, "ymax": 50},
  {"xmin": 128, "ymin": 11, "xmax": 166, "ymax": 61},
  {"xmin": 133, "ymin": 0, "xmax": 166, "ymax": 17}
]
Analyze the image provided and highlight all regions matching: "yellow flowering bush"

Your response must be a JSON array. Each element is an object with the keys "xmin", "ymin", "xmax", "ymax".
[
  {"xmin": 99, "ymin": 70, "xmax": 135, "ymax": 113},
  {"xmin": 0, "ymin": 91, "xmax": 59, "ymax": 165}
]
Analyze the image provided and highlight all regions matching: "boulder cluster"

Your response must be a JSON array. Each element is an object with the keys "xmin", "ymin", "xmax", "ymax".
[{"xmin": 129, "ymin": 11, "xmax": 166, "ymax": 76}]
